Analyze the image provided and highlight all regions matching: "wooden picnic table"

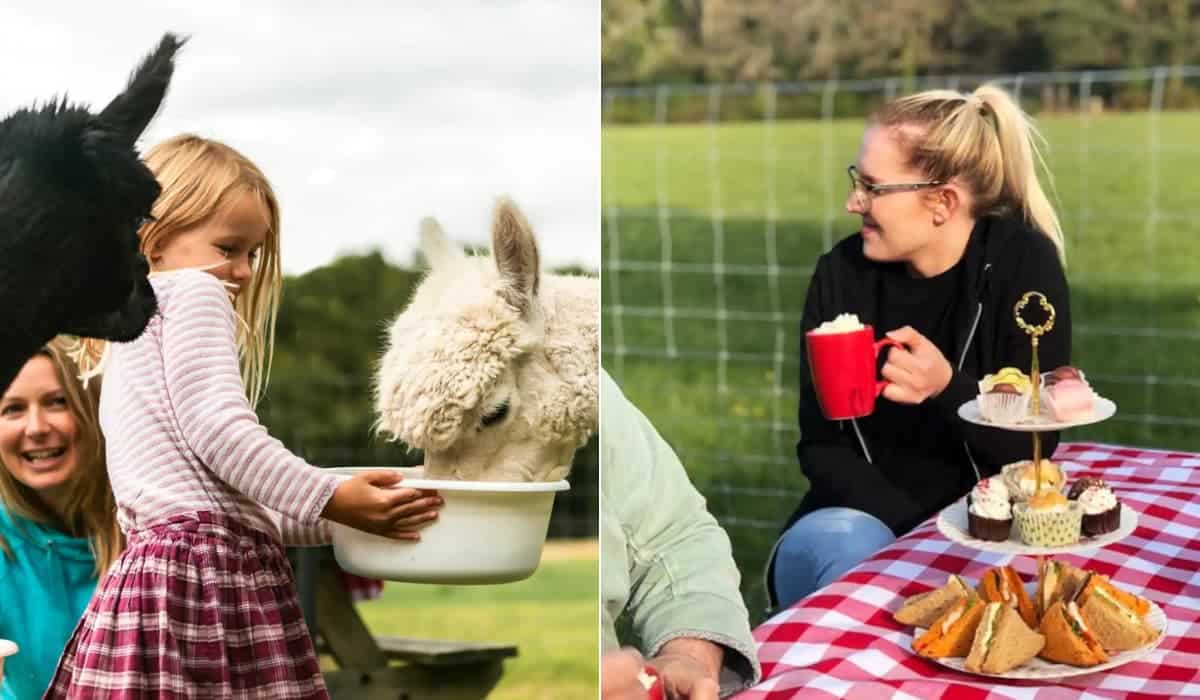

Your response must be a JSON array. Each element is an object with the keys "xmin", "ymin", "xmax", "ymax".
[{"xmin": 291, "ymin": 547, "xmax": 518, "ymax": 700}]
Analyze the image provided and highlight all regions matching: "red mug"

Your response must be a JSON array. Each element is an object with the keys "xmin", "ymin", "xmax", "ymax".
[{"xmin": 806, "ymin": 325, "xmax": 903, "ymax": 420}]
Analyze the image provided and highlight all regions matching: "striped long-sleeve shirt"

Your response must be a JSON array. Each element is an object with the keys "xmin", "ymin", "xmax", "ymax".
[{"xmin": 100, "ymin": 269, "xmax": 339, "ymax": 545}]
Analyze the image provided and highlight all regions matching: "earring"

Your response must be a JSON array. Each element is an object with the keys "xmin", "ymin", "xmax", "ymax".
[{"xmin": 933, "ymin": 215, "xmax": 945, "ymax": 226}]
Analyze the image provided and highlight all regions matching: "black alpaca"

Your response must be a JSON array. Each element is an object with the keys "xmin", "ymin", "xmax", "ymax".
[{"xmin": 0, "ymin": 33, "xmax": 183, "ymax": 393}]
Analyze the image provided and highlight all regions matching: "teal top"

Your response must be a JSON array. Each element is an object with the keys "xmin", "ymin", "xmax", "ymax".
[{"xmin": 0, "ymin": 506, "xmax": 98, "ymax": 700}]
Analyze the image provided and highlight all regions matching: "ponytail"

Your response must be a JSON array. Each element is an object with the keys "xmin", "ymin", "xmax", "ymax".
[
  {"xmin": 876, "ymin": 83, "xmax": 1065, "ymax": 263},
  {"xmin": 973, "ymin": 85, "xmax": 1065, "ymax": 263}
]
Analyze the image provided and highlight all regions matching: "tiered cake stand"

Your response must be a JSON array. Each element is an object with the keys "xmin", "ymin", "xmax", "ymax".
[{"xmin": 925, "ymin": 292, "xmax": 1164, "ymax": 679}]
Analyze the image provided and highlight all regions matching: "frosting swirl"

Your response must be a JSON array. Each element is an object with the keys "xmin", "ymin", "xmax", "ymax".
[
  {"xmin": 1028, "ymin": 490, "xmax": 1069, "ymax": 513},
  {"xmin": 1077, "ymin": 486, "xmax": 1118, "ymax": 515},
  {"xmin": 979, "ymin": 367, "xmax": 1032, "ymax": 394},
  {"xmin": 969, "ymin": 478, "xmax": 1012, "ymax": 519}
]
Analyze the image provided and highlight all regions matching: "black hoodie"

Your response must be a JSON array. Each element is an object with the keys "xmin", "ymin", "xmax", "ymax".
[{"xmin": 786, "ymin": 216, "xmax": 1071, "ymax": 537}]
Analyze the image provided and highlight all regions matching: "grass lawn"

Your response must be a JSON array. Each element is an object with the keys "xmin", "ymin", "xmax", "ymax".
[
  {"xmin": 354, "ymin": 539, "xmax": 598, "ymax": 700},
  {"xmin": 601, "ymin": 110, "xmax": 1200, "ymax": 620}
]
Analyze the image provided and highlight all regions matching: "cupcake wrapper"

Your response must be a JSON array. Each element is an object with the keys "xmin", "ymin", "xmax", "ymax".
[
  {"xmin": 978, "ymin": 392, "xmax": 1032, "ymax": 424},
  {"xmin": 1013, "ymin": 502, "xmax": 1083, "ymax": 546},
  {"xmin": 1082, "ymin": 504, "xmax": 1121, "ymax": 537},
  {"xmin": 968, "ymin": 510, "xmax": 1013, "ymax": 541}
]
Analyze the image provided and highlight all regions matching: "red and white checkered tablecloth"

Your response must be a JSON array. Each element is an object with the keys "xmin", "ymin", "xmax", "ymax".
[
  {"xmin": 736, "ymin": 443, "xmax": 1200, "ymax": 700},
  {"xmin": 342, "ymin": 570, "xmax": 385, "ymax": 602}
]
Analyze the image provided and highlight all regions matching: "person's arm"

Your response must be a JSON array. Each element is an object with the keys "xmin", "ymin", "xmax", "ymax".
[
  {"xmin": 601, "ymin": 372, "xmax": 760, "ymax": 697},
  {"xmin": 267, "ymin": 511, "xmax": 334, "ymax": 546},
  {"xmin": 931, "ymin": 234, "xmax": 1071, "ymax": 467},
  {"xmin": 159, "ymin": 271, "xmax": 339, "ymax": 527},
  {"xmin": 795, "ymin": 257, "xmax": 924, "ymax": 533}
]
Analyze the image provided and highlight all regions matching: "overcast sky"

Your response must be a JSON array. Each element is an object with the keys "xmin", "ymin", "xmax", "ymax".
[{"xmin": 1, "ymin": 1, "xmax": 599, "ymax": 275}]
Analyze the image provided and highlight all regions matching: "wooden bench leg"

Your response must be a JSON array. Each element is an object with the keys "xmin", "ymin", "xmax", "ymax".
[
  {"xmin": 309, "ymin": 552, "xmax": 514, "ymax": 699},
  {"xmin": 315, "ymin": 560, "xmax": 391, "ymax": 669}
]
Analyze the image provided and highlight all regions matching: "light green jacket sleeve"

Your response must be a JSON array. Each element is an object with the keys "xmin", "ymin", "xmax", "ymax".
[{"xmin": 600, "ymin": 370, "xmax": 761, "ymax": 697}]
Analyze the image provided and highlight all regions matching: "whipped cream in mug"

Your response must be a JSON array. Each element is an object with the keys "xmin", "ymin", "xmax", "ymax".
[{"xmin": 811, "ymin": 313, "xmax": 865, "ymax": 335}]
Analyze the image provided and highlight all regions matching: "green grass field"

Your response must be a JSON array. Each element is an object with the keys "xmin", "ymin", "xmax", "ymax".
[
  {"xmin": 355, "ymin": 540, "xmax": 598, "ymax": 699},
  {"xmin": 601, "ymin": 110, "xmax": 1200, "ymax": 621}
]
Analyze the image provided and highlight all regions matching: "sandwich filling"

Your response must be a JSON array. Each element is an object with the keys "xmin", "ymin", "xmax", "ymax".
[
  {"xmin": 978, "ymin": 603, "xmax": 1002, "ymax": 657},
  {"xmin": 941, "ymin": 602, "xmax": 967, "ymax": 634},
  {"xmin": 1093, "ymin": 587, "xmax": 1142, "ymax": 626},
  {"xmin": 1042, "ymin": 562, "xmax": 1061, "ymax": 609},
  {"xmin": 995, "ymin": 570, "xmax": 1013, "ymax": 604}
]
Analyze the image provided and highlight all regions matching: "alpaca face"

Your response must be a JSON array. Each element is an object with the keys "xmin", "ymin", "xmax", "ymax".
[{"xmin": 375, "ymin": 199, "xmax": 598, "ymax": 482}]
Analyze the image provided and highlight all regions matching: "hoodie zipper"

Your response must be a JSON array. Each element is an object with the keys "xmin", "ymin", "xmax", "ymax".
[
  {"xmin": 853, "ymin": 263, "xmax": 992, "ymax": 475},
  {"xmin": 958, "ymin": 263, "xmax": 992, "ymax": 481}
]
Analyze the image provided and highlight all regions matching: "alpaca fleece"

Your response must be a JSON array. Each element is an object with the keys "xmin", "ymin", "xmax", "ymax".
[
  {"xmin": 375, "ymin": 198, "xmax": 599, "ymax": 482},
  {"xmin": 0, "ymin": 33, "xmax": 182, "ymax": 393}
]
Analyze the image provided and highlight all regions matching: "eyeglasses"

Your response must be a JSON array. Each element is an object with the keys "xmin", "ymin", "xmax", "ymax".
[{"xmin": 847, "ymin": 165, "xmax": 942, "ymax": 209}]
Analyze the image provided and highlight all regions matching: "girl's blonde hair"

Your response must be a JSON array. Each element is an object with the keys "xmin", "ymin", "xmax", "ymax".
[
  {"xmin": 875, "ymin": 83, "xmax": 1065, "ymax": 263},
  {"xmin": 76, "ymin": 134, "xmax": 282, "ymax": 407},
  {"xmin": 0, "ymin": 338, "xmax": 124, "ymax": 576}
]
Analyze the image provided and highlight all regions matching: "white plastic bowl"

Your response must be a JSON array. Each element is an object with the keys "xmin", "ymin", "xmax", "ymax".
[
  {"xmin": 327, "ymin": 467, "xmax": 570, "ymax": 584},
  {"xmin": 0, "ymin": 640, "xmax": 17, "ymax": 690}
]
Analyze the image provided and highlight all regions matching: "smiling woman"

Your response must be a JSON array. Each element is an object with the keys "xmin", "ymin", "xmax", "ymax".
[
  {"xmin": 0, "ymin": 338, "xmax": 123, "ymax": 700},
  {"xmin": 769, "ymin": 83, "xmax": 1072, "ymax": 613}
]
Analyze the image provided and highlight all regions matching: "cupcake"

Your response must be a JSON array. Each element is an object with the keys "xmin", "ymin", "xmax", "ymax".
[
  {"xmin": 1001, "ymin": 459, "xmax": 1066, "ymax": 502},
  {"xmin": 1041, "ymin": 366, "xmax": 1096, "ymax": 422},
  {"xmin": 967, "ymin": 477, "xmax": 1013, "ymax": 541},
  {"xmin": 977, "ymin": 367, "xmax": 1033, "ymax": 423},
  {"xmin": 1014, "ymin": 491, "xmax": 1083, "ymax": 547},
  {"xmin": 1067, "ymin": 477, "xmax": 1107, "ymax": 500},
  {"xmin": 1072, "ymin": 483, "xmax": 1121, "ymax": 536}
]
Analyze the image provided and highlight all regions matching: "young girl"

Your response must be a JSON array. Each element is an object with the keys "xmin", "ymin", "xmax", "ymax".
[
  {"xmin": 48, "ymin": 135, "xmax": 443, "ymax": 698},
  {"xmin": 768, "ymin": 84, "xmax": 1072, "ymax": 611},
  {"xmin": 0, "ymin": 340, "xmax": 122, "ymax": 700}
]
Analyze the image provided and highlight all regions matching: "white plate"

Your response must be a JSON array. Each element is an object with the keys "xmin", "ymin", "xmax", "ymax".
[
  {"xmin": 937, "ymin": 498, "xmax": 1138, "ymax": 555},
  {"xmin": 916, "ymin": 583, "xmax": 1167, "ymax": 679},
  {"xmin": 958, "ymin": 397, "xmax": 1116, "ymax": 432}
]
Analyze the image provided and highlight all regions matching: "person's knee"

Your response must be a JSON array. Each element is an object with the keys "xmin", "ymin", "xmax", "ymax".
[
  {"xmin": 815, "ymin": 507, "xmax": 895, "ymax": 553},
  {"xmin": 771, "ymin": 508, "xmax": 897, "ymax": 608}
]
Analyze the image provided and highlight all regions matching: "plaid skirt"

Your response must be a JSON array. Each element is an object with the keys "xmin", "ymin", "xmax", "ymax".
[{"xmin": 45, "ymin": 512, "xmax": 328, "ymax": 699}]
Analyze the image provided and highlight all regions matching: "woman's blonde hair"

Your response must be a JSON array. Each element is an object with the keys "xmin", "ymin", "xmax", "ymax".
[
  {"xmin": 875, "ymin": 83, "xmax": 1065, "ymax": 263},
  {"xmin": 75, "ymin": 134, "xmax": 282, "ymax": 407},
  {"xmin": 0, "ymin": 338, "xmax": 124, "ymax": 576}
]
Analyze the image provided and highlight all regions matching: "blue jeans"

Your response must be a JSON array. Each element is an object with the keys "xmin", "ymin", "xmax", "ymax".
[{"xmin": 768, "ymin": 507, "xmax": 897, "ymax": 611}]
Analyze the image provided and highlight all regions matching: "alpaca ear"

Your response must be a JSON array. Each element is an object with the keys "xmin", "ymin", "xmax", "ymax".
[
  {"xmin": 94, "ymin": 33, "xmax": 184, "ymax": 147},
  {"xmin": 492, "ymin": 197, "xmax": 540, "ymax": 316},
  {"xmin": 419, "ymin": 216, "xmax": 466, "ymax": 269}
]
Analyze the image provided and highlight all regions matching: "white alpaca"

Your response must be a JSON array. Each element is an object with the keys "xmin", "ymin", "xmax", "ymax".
[{"xmin": 374, "ymin": 198, "xmax": 598, "ymax": 482}]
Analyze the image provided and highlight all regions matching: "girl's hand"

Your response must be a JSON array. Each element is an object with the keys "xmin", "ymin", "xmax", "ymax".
[
  {"xmin": 321, "ymin": 470, "xmax": 442, "ymax": 540},
  {"xmin": 880, "ymin": 326, "xmax": 954, "ymax": 404}
]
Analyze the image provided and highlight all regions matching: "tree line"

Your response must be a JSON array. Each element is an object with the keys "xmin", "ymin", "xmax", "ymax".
[{"xmin": 603, "ymin": 0, "xmax": 1200, "ymax": 86}]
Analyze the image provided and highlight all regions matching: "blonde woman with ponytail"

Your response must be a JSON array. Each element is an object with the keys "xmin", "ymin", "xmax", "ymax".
[
  {"xmin": 0, "ymin": 339, "xmax": 122, "ymax": 699},
  {"xmin": 48, "ymin": 135, "xmax": 445, "ymax": 699},
  {"xmin": 768, "ymin": 85, "xmax": 1071, "ymax": 611}
]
